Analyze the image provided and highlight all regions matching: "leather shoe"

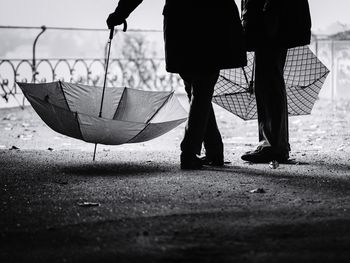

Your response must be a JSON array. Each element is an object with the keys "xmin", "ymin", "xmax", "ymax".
[
  {"xmin": 180, "ymin": 153, "xmax": 203, "ymax": 170},
  {"xmin": 199, "ymin": 156, "xmax": 224, "ymax": 167},
  {"xmin": 241, "ymin": 146, "xmax": 289, "ymax": 163}
]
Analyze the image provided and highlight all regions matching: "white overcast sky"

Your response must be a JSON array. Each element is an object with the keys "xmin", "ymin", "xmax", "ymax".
[{"xmin": 0, "ymin": 0, "xmax": 350, "ymax": 32}]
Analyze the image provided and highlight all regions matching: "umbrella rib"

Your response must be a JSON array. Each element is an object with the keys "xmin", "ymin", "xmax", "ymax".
[
  {"xmin": 213, "ymin": 91, "xmax": 253, "ymax": 97},
  {"xmin": 219, "ymin": 75, "xmax": 247, "ymax": 91},
  {"xmin": 126, "ymin": 123, "xmax": 150, "ymax": 144},
  {"xmin": 293, "ymin": 85, "xmax": 315, "ymax": 105},
  {"xmin": 58, "ymin": 81, "xmax": 73, "ymax": 111},
  {"xmin": 125, "ymin": 117, "xmax": 187, "ymax": 144},
  {"xmin": 289, "ymin": 74, "xmax": 327, "ymax": 111},
  {"xmin": 213, "ymin": 94, "xmax": 249, "ymax": 121},
  {"xmin": 245, "ymin": 96, "xmax": 257, "ymax": 119},
  {"xmin": 146, "ymin": 91, "xmax": 174, "ymax": 123},
  {"xmin": 26, "ymin": 93, "xmax": 154, "ymax": 125},
  {"xmin": 288, "ymin": 88, "xmax": 311, "ymax": 114},
  {"xmin": 287, "ymin": 72, "xmax": 329, "ymax": 115},
  {"xmin": 125, "ymin": 92, "xmax": 175, "ymax": 144},
  {"xmin": 58, "ymin": 81, "xmax": 85, "ymax": 140},
  {"xmin": 113, "ymin": 88, "xmax": 127, "ymax": 119},
  {"xmin": 74, "ymin": 112, "xmax": 85, "ymax": 140},
  {"xmin": 306, "ymin": 71, "xmax": 330, "ymax": 88}
]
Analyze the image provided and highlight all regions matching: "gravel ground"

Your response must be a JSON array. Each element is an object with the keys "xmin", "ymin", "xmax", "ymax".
[{"xmin": 0, "ymin": 98, "xmax": 350, "ymax": 262}]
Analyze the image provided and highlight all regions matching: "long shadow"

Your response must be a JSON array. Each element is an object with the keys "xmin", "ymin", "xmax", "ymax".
[
  {"xmin": 206, "ymin": 161, "xmax": 350, "ymax": 194},
  {"xmin": 1, "ymin": 149, "xmax": 350, "ymax": 189},
  {"xmin": 0, "ymin": 149, "xmax": 176, "ymax": 178},
  {"xmin": 60, "ymin": 162, "xmax": 175, "ymax": 178}
]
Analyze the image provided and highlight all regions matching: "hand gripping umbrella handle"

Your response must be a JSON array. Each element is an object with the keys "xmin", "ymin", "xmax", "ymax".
[
  {"xmin": 102, "ymin": 20, "xmax": 128, "ymax": 117},
  {"xmin": 109, "ymin": 20, "xmax": 128, "ymax": 40},
  {"xmin": 93, "ymin": 20, "xmax": 128, "ymax": 161}
]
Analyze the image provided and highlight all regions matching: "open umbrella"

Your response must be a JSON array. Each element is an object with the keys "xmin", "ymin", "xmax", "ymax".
[
  {"xmin": 213, "ymin": 46, "xmax": 330, "ymax": 120},
  {"xmin": 17, "ymin": 25, "xmax": 187, "ymax": 160}
]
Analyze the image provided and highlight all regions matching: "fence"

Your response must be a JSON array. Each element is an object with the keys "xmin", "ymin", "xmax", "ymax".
[
  {"xmin": 1, "ymin": 26, "xmax": 350, "ymax": 107},
  {"xmin": 0, "ymin": 25, "xmax": 182, "ymax": 107}
]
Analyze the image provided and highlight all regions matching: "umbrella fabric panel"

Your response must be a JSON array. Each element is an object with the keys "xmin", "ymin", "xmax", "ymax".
[
  {"xmin": 100, "ymin": 87, "xmax": 125, "ymax": 119},
  {"xmin": 25, "ymin": 95, "xmax": 83, "ymax": 139},
  {"xmin": 17, "ymin": 82, "xmax": 70, "ymax": 110},
  {"xmin": 284, "ymin": 47, "xmax": 329, "ymax": 87},
  {"xmin": 61, "ymin": 82, "xmax": 125, "ymax": 119},
  {"xmin": 113, "ymin": 88, "xmax": 172, "ymax": 123},
  {"xmin": 77, "ymin": 114, "xmax": 147, "ymax": 145},
  {"xmin": 128, "ymin": 119, "xmax": 187, "ymax": 144},
  {"xmin": 150, "ymin": 93, "xmax": 188, "ymax": 124},
  {"xmin": 214, "ymin": 52, "xmax": 255, "ymax": 96},
  {"xmin": 213, "ymin": 92, "xmax": 257, "ymax": 120},
  {"xmin": 287, "ymin": 74, "xmax": 329, "ymax": 116}
]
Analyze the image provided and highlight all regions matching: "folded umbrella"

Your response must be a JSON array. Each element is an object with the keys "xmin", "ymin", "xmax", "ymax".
[{"xmin": 213, "ymin": 46, "xmax": 330, "ymax": 120}]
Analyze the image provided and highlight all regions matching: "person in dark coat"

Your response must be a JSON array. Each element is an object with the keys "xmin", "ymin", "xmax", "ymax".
[
  {"xmin": 240, "ymin": 0, "xmax": 311, "ymax": 163},
  {"xmin": 107, "ymin": 0, "xmax": 247, "ymax": 169}
]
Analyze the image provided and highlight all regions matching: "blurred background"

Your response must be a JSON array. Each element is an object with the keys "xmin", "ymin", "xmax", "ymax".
[{"xmin": 1, "ymin": 0, "xmax": 350, "ymax": 107}]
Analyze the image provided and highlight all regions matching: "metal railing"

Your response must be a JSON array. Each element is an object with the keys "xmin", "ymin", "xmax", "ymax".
[
  {"xmin": 1, "ymin": 26, "xmax": 350, "ymax": 107},
  {"xmin": 0, "ymin": 25, "xmax": 182, "ymax": 107}
]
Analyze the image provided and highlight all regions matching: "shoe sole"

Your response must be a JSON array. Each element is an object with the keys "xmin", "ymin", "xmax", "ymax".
[
  {"xmin": 241, "ymin": 157, "xmax": 289, "ymax": 164},
  {"xmin": 180, "ymin": 165, "xmax": 202, "ymax": 170}
]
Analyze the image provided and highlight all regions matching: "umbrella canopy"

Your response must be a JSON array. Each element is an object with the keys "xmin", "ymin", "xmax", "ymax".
[
  {"xmin": 17, "ymin": 81, "xmax": 187, "ymax": 145},
  {"xmin": 213, "ymin": 46, "xmax": 330, "ymax": 120}
]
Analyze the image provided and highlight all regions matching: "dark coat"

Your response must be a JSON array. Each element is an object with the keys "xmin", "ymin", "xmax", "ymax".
[
  {"xmin": 241, "ymin": 0, "xmax": 312, "ymax": 51},
  {"xmin": 114, "ymin": 0, "xmax": 247, "ymax": 73}
]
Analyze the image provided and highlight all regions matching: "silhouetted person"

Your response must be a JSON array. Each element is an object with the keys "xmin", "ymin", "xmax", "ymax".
[
  {"xmin": 240, "ymin": 0, "xmax": 311, "ymax": 163},
  {"xmin": 107, "ymin": 0, "xmax": 246, "ymax": 169}
]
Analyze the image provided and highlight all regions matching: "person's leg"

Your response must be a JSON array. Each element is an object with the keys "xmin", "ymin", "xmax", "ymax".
[
  {"xmin": 257, "ymin": 47, "xmax": 289, "ymax": 155},
  {"xmin": 183, "ymin": 77, "xmax": 192, "ymax": 101},
  {"xmin": 182, "ymin": 73, "xmax": 224, "ymax": 166},
  {"xmin": 180, "ymin": 71, "xmax": 220, "ymax": 169},
  {"xmin": 242, "ymin": 47, "xmax": 289, "ymax": 163},
  {"xmin": 202, "ymin": 105, "xmax": 224, "ymax": 165}
]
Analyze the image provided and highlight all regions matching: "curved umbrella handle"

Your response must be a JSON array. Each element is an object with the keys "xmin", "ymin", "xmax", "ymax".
[
  {"xmin": 122, "ymin": 20, "xmax": 128, "ymax": 32},
  {"xmin": 109, "ymin": 20, "xmax": 128, "ymax": 40}
]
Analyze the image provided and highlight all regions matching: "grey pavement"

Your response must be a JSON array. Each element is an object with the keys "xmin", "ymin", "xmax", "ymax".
[{"xmin": 0, "ymin": 98, "xmax": 350, "ymax": 262}]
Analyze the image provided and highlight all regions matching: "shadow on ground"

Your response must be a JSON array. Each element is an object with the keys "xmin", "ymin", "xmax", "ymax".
[{"xmin": 1, "ymin": 100, "xmax": 350, "ymax": 262}]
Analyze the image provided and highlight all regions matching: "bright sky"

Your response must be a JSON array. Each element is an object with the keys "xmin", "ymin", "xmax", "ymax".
[{"xmin": 0, "ymin": 0, "xmax": 350, "ymax": 32}]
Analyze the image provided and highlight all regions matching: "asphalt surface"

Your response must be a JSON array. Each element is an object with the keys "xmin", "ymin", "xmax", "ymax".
[{"xmin": 0, "ymin": 98, "xmax": 350, "ymax": 262}]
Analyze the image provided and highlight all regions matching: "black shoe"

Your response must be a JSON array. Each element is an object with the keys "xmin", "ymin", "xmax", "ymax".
[
  {"xmin": 180, "ymin": 153, "xmax": 203, "ymax": 170},
  {"xmin": 199, "ymin": 156, "xmax": 224, "ymax": 167},
  {"xmin": 241, "ymin": 147, "xmax": 289, "ymax": 164}
]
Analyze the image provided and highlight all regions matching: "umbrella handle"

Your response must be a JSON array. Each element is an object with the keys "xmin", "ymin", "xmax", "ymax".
[
  {"xmin": 94, "ymin": 20, "xmax": 128, "ymax": 161},
  {"xmin": 109, "ymin": 20, "xmax": 128, "ymax": 40}
]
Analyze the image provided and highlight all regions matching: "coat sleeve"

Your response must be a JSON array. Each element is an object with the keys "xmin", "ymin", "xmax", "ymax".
[{"xmin": 114, "ymin": 0, "xmax": 143, "ymax": 19}]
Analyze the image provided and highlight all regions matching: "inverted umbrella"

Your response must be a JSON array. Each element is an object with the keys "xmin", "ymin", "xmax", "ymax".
[
  {"xmin": 213, "ymin": 46, "xmax": 330, "ymax": 120},
  {"xmin": 17, "ymin": 25, "xmax": 187, "ymax": 160},
  {"xmin": 17, "ymin": 81, "xmax": 187, "ymax": 145}
]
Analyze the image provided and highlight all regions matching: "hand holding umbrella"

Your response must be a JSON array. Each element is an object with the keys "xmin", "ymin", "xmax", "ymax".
[
  {"xmin": 16, "ymin": 18, "xmax": 187, "ymax": 162},
  {"xmin": 93, "ymin": 20, "xmax": 128, "ymax": 161}
]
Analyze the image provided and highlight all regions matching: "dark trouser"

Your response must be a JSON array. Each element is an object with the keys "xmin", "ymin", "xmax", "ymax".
[
  {"xmin": 180, "ymin": 71, "xmax": 223, "ymax": 159},
  {"xmin": 255, "ymin": 47, "xmax": 290, "ymax": 155}
]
